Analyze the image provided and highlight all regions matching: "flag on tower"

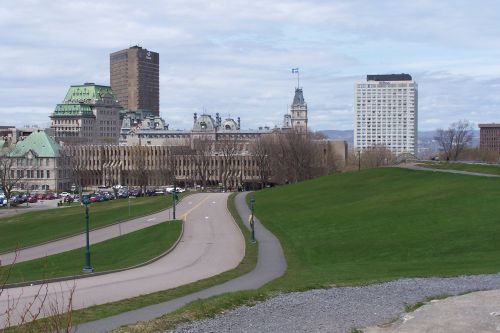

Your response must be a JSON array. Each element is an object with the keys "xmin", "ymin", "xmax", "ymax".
[{"xmin": 291, "ymin": 68, "xmax": 299, "ymax": 73}]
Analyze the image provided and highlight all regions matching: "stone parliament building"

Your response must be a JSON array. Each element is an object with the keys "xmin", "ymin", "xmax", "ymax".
[{"xmin": 63, "ymin": 87, "xmax": 347, "ymax": 190}]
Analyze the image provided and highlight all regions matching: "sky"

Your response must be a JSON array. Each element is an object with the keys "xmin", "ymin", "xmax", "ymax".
[{"xmin": 1, "ymin": 0, "xmax": 499, "ymax": 131}]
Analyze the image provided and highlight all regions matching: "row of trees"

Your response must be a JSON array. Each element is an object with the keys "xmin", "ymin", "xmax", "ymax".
[{"xmin": 130, "ymin": 132, "xmax": 344, "ymax": 191}]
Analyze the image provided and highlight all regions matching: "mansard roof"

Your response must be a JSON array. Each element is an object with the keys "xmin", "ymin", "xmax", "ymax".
[
  {"xmin": 10, "ymin": 130, "xmax": 60, "ymax": 158},
  {"xmin": 292, "ymin": 88, "xmax": 306, "ymax": 106},
  {"xmin": 52, "ymin": 103, "xmax": 95, "ymax": 117},
  {"xmin": 63, "ymin": 83, "xmax": 116, "ymax": 104}
]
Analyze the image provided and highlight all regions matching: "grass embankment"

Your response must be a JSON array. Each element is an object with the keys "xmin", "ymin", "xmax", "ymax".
[
  {"xmin": 9, "ymin": 193, "xmax": 257, "ymax": 332},
  {"xmin": 0, "ymin": 221, "xmax": 182, "ymax": 284},
  {"xmin": 416, "ymin": 161, "xmax": 500, "ymax": 175},
  {"xmin": 119, "ymin": 167, "xmax": 500, "ymax": 333},
  {"xmin": 0, "ymin": 195, "xmax": 182, "ymax": 253}
]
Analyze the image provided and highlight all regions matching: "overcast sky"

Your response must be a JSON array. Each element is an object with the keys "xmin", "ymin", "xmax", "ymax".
[{"xmin": 1, "ymin": 0, "xmax": 499, "ymax": 131}]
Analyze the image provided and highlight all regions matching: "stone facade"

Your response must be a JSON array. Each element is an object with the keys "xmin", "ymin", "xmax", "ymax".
[
  {"xmin": 4, "ymin": 130, "xmax": 72, "ymax": 192},
  {"xmin": 50, "ymin": 83, "xmax": 122, "ymax": 145},
  {"xmin": 63, "ymin": 137, "xmax": 347, "ymax": 190}
]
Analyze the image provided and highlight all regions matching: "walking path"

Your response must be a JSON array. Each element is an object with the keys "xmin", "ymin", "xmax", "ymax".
[
  {"xmin": 73, "ymin": 192, "xmax": 287, "ymax": 333},
  {"xmin": 399, "ymin": 164, "xmax": 500, "ymax": 177},
  {"xmin": 0, "ymin": 195, "xmax": 200, "ymax": 265},
  {"xmin": 0, "ymin": 193, "xmax": 245, "ymax": 327}
]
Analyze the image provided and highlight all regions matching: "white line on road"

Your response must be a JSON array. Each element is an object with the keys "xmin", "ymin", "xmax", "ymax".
[{"xmin": 147, "ymin": 218, "xmax": 156, "ymax": 221}]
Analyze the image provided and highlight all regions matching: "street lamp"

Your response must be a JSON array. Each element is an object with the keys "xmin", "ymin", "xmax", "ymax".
[
  {"xmin": 172, "ymin": 177, "xmax": 177, "ymax": 220},
  {"xmin": 82, "ymin": 198, "xmax": 93, "ymax": 273},
  {"xmin": 250, "ymin": 197, "xmax": 256, "ymax": 243}
]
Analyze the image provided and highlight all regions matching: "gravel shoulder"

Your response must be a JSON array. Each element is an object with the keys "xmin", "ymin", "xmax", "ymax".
[{"xmin": 172, "ymin": 273, "xmax": 500, "ymax": 333}]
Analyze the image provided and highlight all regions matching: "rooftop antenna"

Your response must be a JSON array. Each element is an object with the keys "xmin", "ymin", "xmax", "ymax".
[{"xmin": 291, "ymin": 67, "xmax": 300, "ymax": 88}]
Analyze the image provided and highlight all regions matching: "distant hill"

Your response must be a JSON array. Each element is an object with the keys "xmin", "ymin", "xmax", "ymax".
[
  {"xmin": 319, "ymin": 129, "xmax": 479, "ymax": 151},
  {"xmin": 318, "ymin": 130, "xmax": 354, "ymax": 147}
]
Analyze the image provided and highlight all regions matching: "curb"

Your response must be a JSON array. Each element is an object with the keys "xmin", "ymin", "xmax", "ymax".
[
  {"xmin": 0, "ymin": 195, "xmax": 187, "ymax": 256},
  {"xmin": 2, "ymin": 220, "xmax": 185, "ymax": 289}
]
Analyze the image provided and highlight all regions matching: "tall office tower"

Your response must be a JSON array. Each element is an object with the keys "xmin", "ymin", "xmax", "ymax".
[
  {"xmin": 110, "ymin": 46, "xmax": 160, "ymax": 115},
  {"xmin": 354, "ymin": 74, "xmax": 418, "ymax": 155}
]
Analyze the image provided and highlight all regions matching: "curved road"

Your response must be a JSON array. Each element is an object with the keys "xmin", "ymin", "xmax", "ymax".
[
  {"xmin": 0, "ymin": 193, "xmax": 245, "ymax": 327},
  {"xmin": 73, "ymin": 192, "xmax": 287, "ymax": 333},
  {"xmin": 1, "ymin": 194, "xmax": 205, "ymax": 265}
]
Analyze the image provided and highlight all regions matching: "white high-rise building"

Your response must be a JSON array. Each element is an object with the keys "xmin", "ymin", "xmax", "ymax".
[{"xmin": 354, "ymin": 74, "xmax": 418, "ymax": 155}]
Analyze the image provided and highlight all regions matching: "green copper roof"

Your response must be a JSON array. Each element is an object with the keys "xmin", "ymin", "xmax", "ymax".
[
  {"xmin": 10, "ymin": 131, "xmax": 60, "ymax": 158},
  {"xmin": 63, "ymin": 83, "xmax": 116, "ymax": 103},
  {"xmin": 52, "ymin": 103, "xmax": 94, "ymax": 117}
]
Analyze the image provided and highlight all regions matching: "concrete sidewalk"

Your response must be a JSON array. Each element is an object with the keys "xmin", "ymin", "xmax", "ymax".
[{"xmin": 398, "ymin": 164, "xmax": 500, "ymax": 177}]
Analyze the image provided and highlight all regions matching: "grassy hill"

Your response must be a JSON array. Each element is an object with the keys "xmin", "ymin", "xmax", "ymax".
[{"xmin": 254, "ymin": 167, "xmax": 500, "ymax": 288}]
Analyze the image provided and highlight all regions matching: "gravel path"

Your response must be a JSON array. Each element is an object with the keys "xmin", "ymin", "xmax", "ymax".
[{"xmin": 172, "ymin": 273, "xmax": 500, "ymax": 333}]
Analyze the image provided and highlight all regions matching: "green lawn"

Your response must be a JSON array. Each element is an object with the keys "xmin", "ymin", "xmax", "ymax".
[
  {"xmin": 416, "ymin": 161, "xmax": 500, "ymax": 175},
  {"xmin": 255, "ymin": 167, "xmax": 500, "ymax": 288},
  {"xmin": 0, "ymin": 195, "xmax": 180, "ymax": 253},
  {"xmin": 1, "ymin": 221, "xmax": 182, "ymax": 284}
]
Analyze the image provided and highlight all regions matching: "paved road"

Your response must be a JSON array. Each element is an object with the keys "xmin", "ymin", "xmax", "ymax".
[
  {"xmin": 364, "ymin": 289, "xmax": 500, "ymax": 333},
  {"xmin": 400, "ymin": 164, "xmax": 500, "ymax": 177},
  {"xmin": 0, "ymin": 195, "xmax": 203, "ymax": 264},
  {"xmin": 73, "ymin": 192, "xmax": 287, "ymax": 333},
  {"xmin": 0, "ymin": 193, "xmax": 245, "ymax": 327}
]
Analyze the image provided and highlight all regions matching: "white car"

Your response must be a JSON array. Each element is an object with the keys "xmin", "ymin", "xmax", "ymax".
[{"xmin": 59, "ymin": 192, "xmax": 70, "ymax": 197}]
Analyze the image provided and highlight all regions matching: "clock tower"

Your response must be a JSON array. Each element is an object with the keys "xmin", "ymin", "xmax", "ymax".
[{"xmin": 290, "ymin": 88, "xmax": 308, "ymax": 133}]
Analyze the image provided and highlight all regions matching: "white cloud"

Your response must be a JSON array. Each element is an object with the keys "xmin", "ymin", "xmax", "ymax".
[{"xmin": 1, "ymin": 0, "xmax": 500, "ymax": 132}]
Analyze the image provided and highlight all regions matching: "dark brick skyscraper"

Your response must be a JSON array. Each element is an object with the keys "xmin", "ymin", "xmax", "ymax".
[{"xmin": 110, "ymin": 46, "xmax": 159, "ymax": 115}]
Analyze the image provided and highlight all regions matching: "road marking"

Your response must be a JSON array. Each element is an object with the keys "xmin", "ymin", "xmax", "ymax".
[
  {"xmin": 180, "ymin": 195, "xmax": 210, "ymax": 221},
  {"xmin": 205, "ymin": 216, "xmax": 209, "ymax": 219},
  {"xmin": 212, "ymin": 201, "xmax": 216, "ymax": 204},
  {"xmin": 147, "ymin": 218, "xmax": 156, "ymax": 222}
]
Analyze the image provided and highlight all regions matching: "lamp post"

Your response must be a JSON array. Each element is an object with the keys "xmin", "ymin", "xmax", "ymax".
[
  {"xmin": 82, "ymin": 198, "xmax": 93, "ymax": 273},
  {"xmin": 172, "ymin": 177, "xmax": 176, "ymax": 220},
  {"xmin": 250, "ymin": 197, "xmax": 256, "ymax": 243}
]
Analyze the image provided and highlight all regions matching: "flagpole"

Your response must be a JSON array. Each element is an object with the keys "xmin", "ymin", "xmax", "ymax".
[{"xmin": 297, "ymin": 70, "xmax": 300, "ymax": 88}]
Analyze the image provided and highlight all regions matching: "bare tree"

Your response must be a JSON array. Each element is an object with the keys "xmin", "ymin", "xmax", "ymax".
[
  {"xmin": 64, "ymin": 150, "xmax": 86, "ymax": 198},
  {"xmin": 217, "ymin": 136, "xmax": 239, "ymax": 190},
  {"xmin": 360, "ymin": 146, "xmax": 395, "ymax": 168},
  {"xmin": 0, "ymin": 146, "xmax": 24, "ymax": 207},
  {"xmin": 435, "ymin": 120, "xmax": 474, "ymax": 161},
  {"xmin": 192, "ymin": 138, "xmax": 213, "ymax": 189},
  {"xmin": 1, "ymin": 250, "xmax": 75, "ymax": 332},
  {"xmin": 249, "ymin": 136, "xmax": 272, "ymax": 189},
  {"xmin": 131, "ymin": 145, "xmax": 149, "ymax": 195}
]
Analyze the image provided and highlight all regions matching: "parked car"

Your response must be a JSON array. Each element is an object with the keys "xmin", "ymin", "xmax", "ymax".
[
  {"xmin": 46, "ymin": 193, "xmax": 57, "ymax": 200},
  {"xmin": 59, "ymin": 192, "xmax": 70, "ymax": 198},
  {"xmin": 36, "ymin": 194, "xmax": 47, "ymax": 200},
  {"xmin": 27, "ymin": 196, "xmax": 38, "ymax": 203}
]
